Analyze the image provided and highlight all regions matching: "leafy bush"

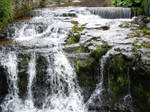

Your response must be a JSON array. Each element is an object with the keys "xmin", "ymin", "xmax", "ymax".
[
  {"xmin": 0, "ymin": 0, "xmax": 13, "ymax": 29},
  {"xmin": 112, "ymin": 0, "xmax": 150, "ymax": 16},
  {"xmin": 112, "ymin": 0, "xmax": 143, "ymax": 7}
]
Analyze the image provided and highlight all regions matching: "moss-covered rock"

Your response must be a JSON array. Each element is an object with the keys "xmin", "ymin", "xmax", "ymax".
[
  {"xmin": 65, "ymin": 20, "xmax": 87, "ymax": 45},
  {"xmin": 105, "ymin": 53, "xmax": 150, "ymax": 112},
  {"xmin": 131, "ymin": 63, "xmax": 150, "ymax": 112},
  {"xmin": 32, "ymin": 54, "xmax": 49, "ymax": 108},
  {"xmin": 108, "ymin": 54, "xmax": 134, "ymax": 111},
  {"xmin": 73, "ymin": 43, "xmax": 109, "ymax": 102},
  {"xmin": 90, "ymin": 42, "xmax": 109, "ymax": 60}
]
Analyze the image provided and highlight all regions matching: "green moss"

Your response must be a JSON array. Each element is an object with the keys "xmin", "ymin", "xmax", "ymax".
[
  {"xmin": 26, "ymin": 57, "xmax": 29, "ymax": 63},
  {"xmin": 76, "ymin": 58, "xmax": 99, "ymax": 87},
  {"xmin": 91, "ymin": 42, "xmax": 109, "ymax": 60},
  {"xmin": 75, "ymin": 43, "xmax": 109, "ymax": 88},
  {"xmin": 75, "ymin": 46, "xmax": 89, "ymax": 53},
  {"xmin": 108, "ymin": 54, "xmax": 132, "ymax": 95},
  {"xmin": 66, "ymin": 21, "xmax": 87, "ymax": 45},
  {"xmin": 133, "ymin": 40, "xmax": 150, "ymax": 49},
  {"xmin": 142, "ymin": 28, "xmax": 150, "ymax": 35},
  {"xmin": 133, "ymin": 84, "xmax": 150, "ymax": 111},
  {"xmin": 119, "ymin": 24, "xmax": 132, "ymax": 28},
  {"xmin": 144, "ymin": 17, "xmax": 150, "ymax": 23},
  {"xmin": 75, "ymin": 60, "xmax": 80, "ymax": 73}
]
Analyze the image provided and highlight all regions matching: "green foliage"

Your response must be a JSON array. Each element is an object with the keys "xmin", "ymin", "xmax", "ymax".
[
  {"xmin": 0, "ymin": 0, "xmax": 13, "ymax": 29},
  {"xmin": 75, "ymin": 60, "xmax": 80, "ymax": 73},
  {"xmin": 142, "ymin": 28, "xmax": 150, "ymax": 35},
  {"xmin": 143, "ymin": 0, "xmax": 150, "ymax": 16},
  {"xmin": 112, "ymin": 0, "xmax": 143, "ymax": 7},
  {"xmin": 108, "ymin": 54, "xmax": 132, "ymax": 95},
  {"xmin": 137, "ymin": 8, "xmax": 144, "ymax": 15},
  {"xmin": 112, "ymin": 0, "xmax": 150, "ymax": 16},
  {"xmin": 66, "ymin": 20, "xmax": 87, "ymax": 44}
]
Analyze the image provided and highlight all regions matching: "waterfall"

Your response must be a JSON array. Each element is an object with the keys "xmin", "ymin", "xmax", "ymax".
[
  {"xmin": 42, "ymin": 51, "xmax": 86, "ymax": 112},
  {"xmin": 0, "ymin": 7, "xmax": 87, "ymax": 112},
  {"xmin": 86, "ymin": 51, "xmax": 110, "ymax": 109},
  {"xmin": 0, "ymin": 52, "xmax": 21, "ymax": 112},
  {"xmin": 89, "ymin": 7, "xmax": 132, "ymax": 19},
  {"xmin": 86, "ymin": 46, "xmax": 135, "ymax": 111},
  {"xmin": 25, "ymin": 53, "xmax": 36, "ymax": 109},
  {"xmin": 0, "ymin": 6, "xmax": 136, "ymax": 112}
]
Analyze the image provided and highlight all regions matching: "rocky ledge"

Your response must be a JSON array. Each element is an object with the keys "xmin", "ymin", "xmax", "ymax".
[{"xmin": 63, "ymin": 16, "xmax": 150, "ymax": 112}]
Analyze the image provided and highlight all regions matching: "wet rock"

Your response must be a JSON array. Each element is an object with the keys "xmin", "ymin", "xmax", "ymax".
[
  {"xmin": 119, "ymin": 23, "xmax": 132, "ymax": 28},
  {"xmin": 0, "ymin": 24, "xmax": 16, "ymax": 39},
  {"xmin": 64, "ymin": 36, "xmax": 109, "ymax": 103},
  {"xmin": 69, "ymin": 43, "xmax": 109, "ymax": 102},
  {"xmin": 0, "ymin": 31, "xmax": 7, "ymax": 40},
  {"xmin": 132, "ymin": 16, "xmax": 146, "ymax": 28},
  {"xmin": 63, "ymin": 43, "xmax": 80, "ymax": 53},
  {"xmin": 95, "ymin": 52, "xmax": 150, "ymax": 112},
  {"xmin": 35, "ymin": 23, "xmax": 48, "ymax": 34},
  {"xmin": 18, "ymin": 53, "xmax": 30, "ymax": 99},
  {"xmin": 107, "ymin": 54, "xmax": 134, "ymax": 111},
  {"xmin": 66, "ymin": 52, "xmax": 90, "ymax": 60},
  {"xmin": 80, "ymin": 36, "xmax": 104, "ymax": 51},
  {"xmin": 100, "ymin": 26, "xmax": 110, "ymax": 30},
  {"xmin": 143, "ymin": 17, "xmax": 150, "ymax": 23},
  {"xmin": 62, "ymin": 13, "xmax": 77, "ymax": 17},
  {"xmin": 146, "ymin": 23, "xmax": 150, "ymax": 29},
  {"xmin": 0, "ymin": 65, "xmax": 8, "ymax": 104},
  {"xmin": 32, "ymin": 54, "xmax": 50, "ymax": 108},
  {"xmin": 75, "ymin": 56, "xmax": 99, "ymax": 102},
  {"xmin": 24, "ymin": 23, "xmax": 48, "ymax": 36},
  {"xmin": 55, "ymin": 12, "xmax": 77, "ymax": 18},
  {"xmin": 90, "ymin": 42, "xmax": 109, "ymax": 60},
  {"xmin": 130, "ymin": 62, "xmax": 150, "ymax": 112}
]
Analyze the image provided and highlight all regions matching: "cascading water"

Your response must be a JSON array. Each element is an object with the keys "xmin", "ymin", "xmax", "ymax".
[
  {"xmin": 42, "ymin": 51, "xmax": 86, "ymax": 112},
  {"xmin": 0, "ymin": 6, "xmax": 135, "ymax": 112},
  {"xmin": 89, "ymin": 7, "xmax": 132, "ymax": 19},
  {"xmin": 86, "ymin": 49, "xmax": 112, "ymax": 109},
  {"xmin": 86, "ymin": 46, "xmax": 135, "ymax": 111},
  {"xmin": 25, "ymin": 53, "xmax": 36, "ymax": 109},
  {"xmin": 0, "ymin": 52, "xmax": 21, "ymax": 112},
  {"xmin": 0, "ymin": 7, "xmax": 88, "ymax": 112}
]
